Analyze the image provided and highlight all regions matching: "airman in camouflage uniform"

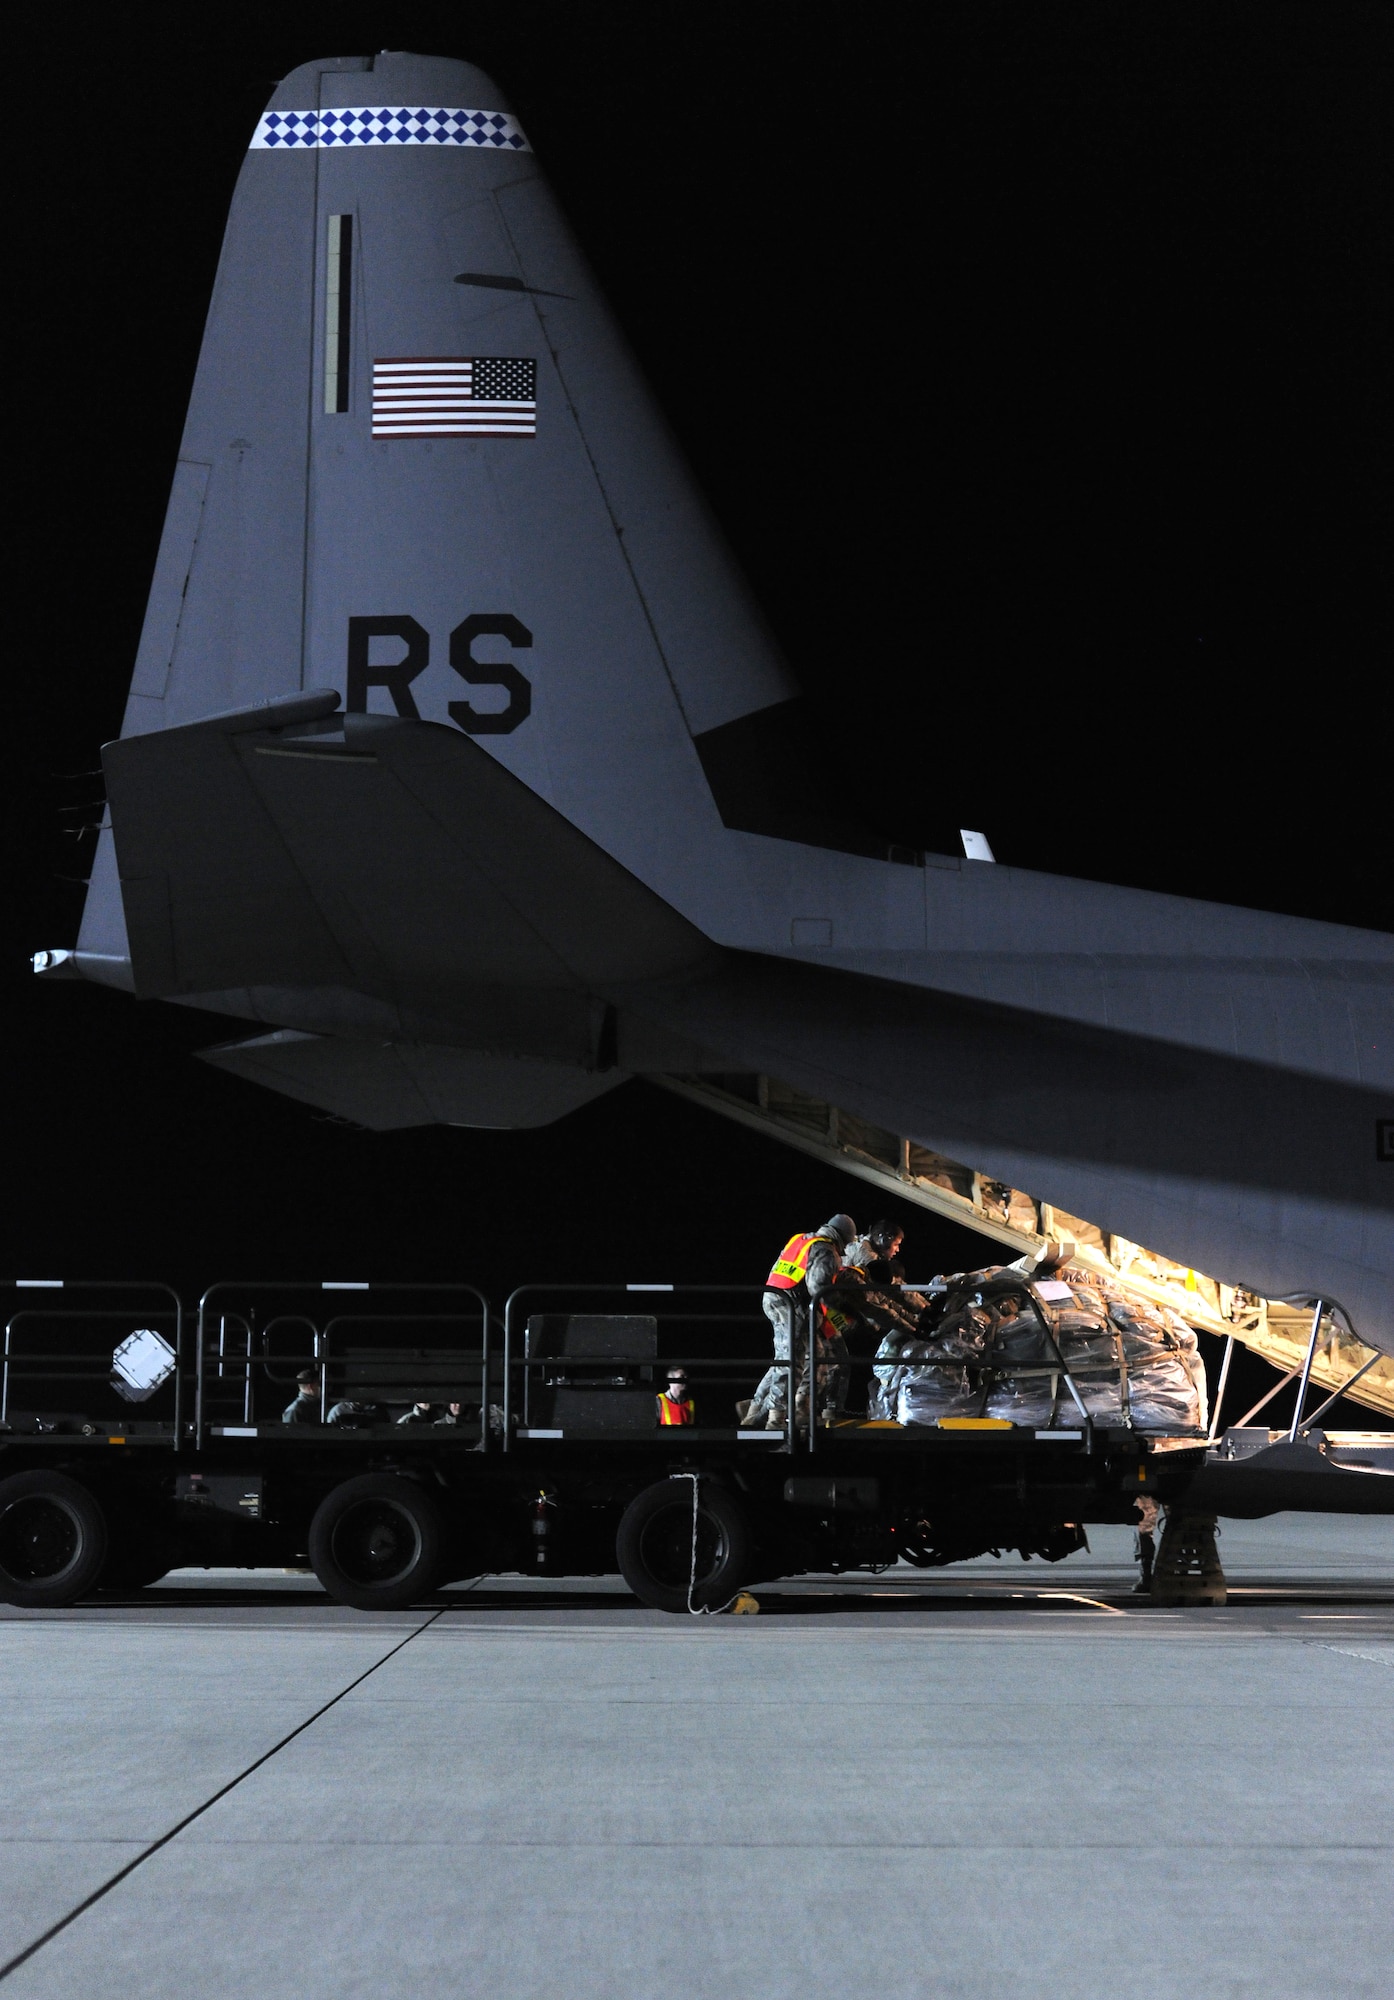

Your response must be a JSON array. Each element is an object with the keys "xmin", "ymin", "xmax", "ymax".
[{"xmin": 742, "ymin": 1214, "xmax": 857, "ymax": 1429}]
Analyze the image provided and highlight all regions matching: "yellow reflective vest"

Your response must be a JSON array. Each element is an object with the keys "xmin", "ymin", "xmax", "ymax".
[{"xmin": 766, "ymin": 1230, "xmax": 832, "ymax": 1291}]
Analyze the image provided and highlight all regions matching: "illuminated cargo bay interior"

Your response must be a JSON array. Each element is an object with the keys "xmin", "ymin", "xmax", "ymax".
[{"xmin": 658, "ymin": 1072, "xmax": 1394, "ymax": 1422}]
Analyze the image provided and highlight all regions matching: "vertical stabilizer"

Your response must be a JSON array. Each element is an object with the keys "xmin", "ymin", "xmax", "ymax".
[{"xmin": 91, "ymin": 50, "xmax": 807, "ymax": 958}]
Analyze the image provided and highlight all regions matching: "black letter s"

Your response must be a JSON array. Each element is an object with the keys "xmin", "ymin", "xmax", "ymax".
[{"xmin": 448, "ymin": 615, "xmax": 532, "ymax": 735}]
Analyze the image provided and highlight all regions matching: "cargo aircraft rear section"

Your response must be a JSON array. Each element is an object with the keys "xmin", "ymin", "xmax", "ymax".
[
  {"xmin": 19, "ymin": 49, "xmax": 1392, "ymax": 1602},
  {"xmin": 2, "ymin": 1272, "xmax": 1390, "ymax": 1612}
]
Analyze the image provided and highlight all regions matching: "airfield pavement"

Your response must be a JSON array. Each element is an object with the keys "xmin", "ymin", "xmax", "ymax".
[{"xmin": 0, "ymin": 1513, "xmax": 1390, "ymax": 2000}]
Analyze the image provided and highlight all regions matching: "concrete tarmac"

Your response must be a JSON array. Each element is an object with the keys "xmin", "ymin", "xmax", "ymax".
[{"xmin": 1, "ymin": 1516, "xmax": 1390, "ymax": 1999}]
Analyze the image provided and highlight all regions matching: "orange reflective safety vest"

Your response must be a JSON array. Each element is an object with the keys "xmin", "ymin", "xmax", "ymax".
[
  {"xmin": 819, "ymin": 1297, "xmax": 856, "ymax": 1338},
  {"xmin": 766, "ymin": 1231, "xmax": 832, "ymax": 1292},
  {"xmin": 657, "ymin": 1393, "xmax": 695, "ymax": 1426}
]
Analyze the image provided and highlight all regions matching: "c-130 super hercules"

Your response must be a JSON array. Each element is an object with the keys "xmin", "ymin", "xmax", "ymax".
[{"xmin": 35, "ymin": 52, "xmax": 1392, "ymax": 1368}]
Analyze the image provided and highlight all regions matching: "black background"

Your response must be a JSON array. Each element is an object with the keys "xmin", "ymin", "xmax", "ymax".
[{"xmin": 6, "ymin": 5, "xmax": 1391, "ymax": 1422}]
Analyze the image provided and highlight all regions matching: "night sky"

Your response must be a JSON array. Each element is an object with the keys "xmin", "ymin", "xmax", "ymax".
[{"xmin": 7, "ymin": 6, "xmax": 1390, "ymax": 1420}]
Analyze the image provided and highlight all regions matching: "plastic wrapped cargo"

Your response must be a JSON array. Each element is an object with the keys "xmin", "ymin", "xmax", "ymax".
[
  {"xmin": 890, "ymin": 1261, "xmax": 1207, "ymax": 1434},
  {"xmin": 896, "ymin": 1373, "xmax": 984, "ymax": 1424},
  {"xmin": 870, "ymin": 1334, "xmax": 929, "ymax": 1420},
  {"xmin": 870, "ymin": 1299, "xmax": 992, "ymax": 1421}
]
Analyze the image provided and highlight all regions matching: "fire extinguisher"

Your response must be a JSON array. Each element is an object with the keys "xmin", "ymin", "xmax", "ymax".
[{"xmin": 531, "ymin": 1488, "xmax": 556, "ymax": 1570}]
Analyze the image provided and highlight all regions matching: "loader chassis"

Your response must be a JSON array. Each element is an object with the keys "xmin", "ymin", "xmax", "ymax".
[{"xmin": 1, "ymin": 1280, "xmax": 1388, "ymax": 1612}]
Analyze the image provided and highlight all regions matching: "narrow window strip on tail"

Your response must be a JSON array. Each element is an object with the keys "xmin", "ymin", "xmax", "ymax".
[{"xmin": 324, "ymin": 215, "xmax": 353, "ymax": 415}]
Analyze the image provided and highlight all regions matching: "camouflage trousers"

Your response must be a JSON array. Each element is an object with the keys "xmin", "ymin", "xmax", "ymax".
[
  {"xmin": 1128, "ymin": 1488, "xmax": 1160, "ymax": 1560},
  {"xmin": 746, "ymin": 1292, "xmax": 848, "ymax": 1424}
]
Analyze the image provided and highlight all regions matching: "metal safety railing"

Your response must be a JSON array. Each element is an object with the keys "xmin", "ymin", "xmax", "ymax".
[
  {"xmin": 1206, "ymin": 1295, "xmax": 1380, "ymax": 1445},
  {"xmin": 1, "ymin": 1280, "xmax": 186, "ymax": 1444},
  {"xmin": 193, "ymin": 1280, "xmax": 492, "ymax": 1449},
  {"xmin": 10, "ymin": 1273, "xmax": 1378, "ymax": 1457},
  {"xmin": 0, "ymin": 1274, "xmax": 1106, "ymax": 1456},
  {"xmin": 500, "ymin": 1282, "xmax": 832, "ymax": 1456}
]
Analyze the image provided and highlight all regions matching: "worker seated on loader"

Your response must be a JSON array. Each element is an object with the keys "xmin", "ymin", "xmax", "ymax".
[
  {"xmin": 657, "ymin": 1368, "xmax": 696, "ymax": 1425},
  {"xmin": 326, "ymin": 1398, "xmax": 385, "ymax": 1428},
  {"xmin": 282, "ymin": 1368, "xmax": 322, "ymax": 1424},
  {"xmin": 434, "ymin": 1399, "xmax": 479, "ymax": 1427},
  {"xmin": 740, "ymin": 1214, "xmax": 862, "ymax": 1432}
]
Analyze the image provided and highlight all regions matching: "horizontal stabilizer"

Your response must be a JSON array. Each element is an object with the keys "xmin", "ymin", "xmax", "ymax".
[
  {"xmin": 102, "ymin": 700, "xmax": 714, "ymax": 1007},
  {"xmin": 200, "ymin": 1030, "xmax": 623, "ymax": 1130}
]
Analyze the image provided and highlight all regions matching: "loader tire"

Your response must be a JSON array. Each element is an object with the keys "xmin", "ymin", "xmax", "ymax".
[
  {"xmin": 309, "ymin": 1475, "xmax": 444, "ymax": 1610},
  {"xmin": 0, "ymin": 1470, "xmax": 109, "ymax": 1607},
  {"xmin": 617, "ymin": 1477, "xmax": 749, "ymax": 1614}
]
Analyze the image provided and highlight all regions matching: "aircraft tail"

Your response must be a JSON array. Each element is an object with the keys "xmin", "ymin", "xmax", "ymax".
[{"xmin": 79, "ymin": 49, "xmax": 808, "ymax": 969}]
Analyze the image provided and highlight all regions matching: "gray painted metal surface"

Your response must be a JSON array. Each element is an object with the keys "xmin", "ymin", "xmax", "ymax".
[{"xmin": 42, "ymin": 51, "xmax": 1393, "ymax": 1345}]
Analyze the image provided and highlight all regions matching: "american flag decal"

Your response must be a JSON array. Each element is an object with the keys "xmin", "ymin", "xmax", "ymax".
[{"xmin": 371, "ymin": 357, "xmax": 537, "ymax": 437}]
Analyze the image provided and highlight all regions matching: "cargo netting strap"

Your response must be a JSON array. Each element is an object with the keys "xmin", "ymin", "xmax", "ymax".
[{"xmin": 1024, "ymin": 1284, "xmax": 1092, "ymax": 1426}]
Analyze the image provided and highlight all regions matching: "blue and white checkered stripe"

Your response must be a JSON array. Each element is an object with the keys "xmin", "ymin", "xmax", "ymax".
[{"xmin": 251, "ymin": 106, "xmax": 530, "ymax": 151}]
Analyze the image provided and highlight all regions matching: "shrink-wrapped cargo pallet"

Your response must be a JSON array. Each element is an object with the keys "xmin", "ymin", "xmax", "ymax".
[{"xmin": 870, "ymin": 1263, "xmax": 1206, "ymax": 1434}]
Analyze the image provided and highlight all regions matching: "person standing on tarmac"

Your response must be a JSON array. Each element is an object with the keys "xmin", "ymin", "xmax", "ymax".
[
  {"xmin": 742, "ymin": 1215, "xmax": 857, "ymax": 1431},
  {"xmin": 656, "ymin": 1368, "xmax": 695, "ymax": 1425},
  {"xmin": 1134, "ymin": 1496, "xmax": 1160, "ymax": 1593}
]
